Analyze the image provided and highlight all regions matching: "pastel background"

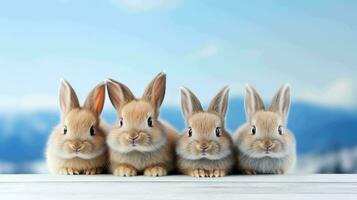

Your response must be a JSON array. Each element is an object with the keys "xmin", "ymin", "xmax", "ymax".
[{"xmin": 0, "ymin": 0, "xmax": 356, "ymax": 173}]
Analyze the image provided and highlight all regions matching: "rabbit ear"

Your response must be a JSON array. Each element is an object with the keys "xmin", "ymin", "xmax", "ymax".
[
  {"xmin": 244, "ymin": 84, "xmax": 265, "ymax": 119},
  {"xmin": 59, "ymin": 79, "xmax": 80, "ymax": 114},
  {"xmin": 208, "ymin": 86, "xmax": 230, "ymax": 118},
  {"xmin": 142, "ymin": 72, "xmax": 166, "ymax": 112},
  {"xmin": 269, "ymin": 84, "xmax": 291, "ymax": 123},
  {"xmin": 83, "ymin": 82, "xmax": 106, "ymax": 116},
  {"xmin": 106, "ymin": 79, "xmax": 135, "ymax": 111},
  {"xmin": 180, "ymin": 87, "xmax": 203, "ymax": 122}
]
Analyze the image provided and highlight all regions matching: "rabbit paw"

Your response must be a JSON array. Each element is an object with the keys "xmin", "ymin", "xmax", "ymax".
[
  {"xmin": 241, "ymin": 169, "xmax": 257, "ymax": 175},
  {"xmin": 113, "ymin": 164, "xmax": 137, "ymax": 177},
  {"xmin": 208, "ymin": 169, "xmax": 226, "ymax": 177},
  {"xmin": 85, "ymin": 167, "xmax": 102, "ymax": 175},
  {"xmin": 58, "ymin": 168, "xmax": 80, "ymax": 175},
  {"xmin": 273, "ymin": 169, "xmax": 285, "ymax": 174},
  {"xmin": 188, "ymin": 169, "xmax": 209, "ymax": 177},
  {"xmin": 144, "ymin": 165, "xmax": 167, "ymax": 177}
]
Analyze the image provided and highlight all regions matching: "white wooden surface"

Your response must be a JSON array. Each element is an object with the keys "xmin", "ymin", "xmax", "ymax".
[{"xmin": 0, "ymin": 175, "xmax": 356, "ymax": 200}]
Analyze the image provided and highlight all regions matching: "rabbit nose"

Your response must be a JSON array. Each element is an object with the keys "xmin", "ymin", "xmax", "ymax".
[
  {"xmin": 264, "ymin": 140, "xmax": 274, "ymax": 149},
  {"xmin": 128, "ymin": 131, "xmax": 139, "ymax": 141},
  {"xmin": 71, "ymin": 141, "xmax": 83, "ymax": 152},
  {"xmin": 197, "ymin": 142, "xmax": 210, "ymax": 151}
]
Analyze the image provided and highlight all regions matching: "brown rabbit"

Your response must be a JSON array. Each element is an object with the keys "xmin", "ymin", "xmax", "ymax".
[
  {"xmin": 176, "ymin": 87, "xmax": 235, "ymax": 177},
  {"xmin": 46, "ymin": 80, "xmax": 108, "ymax": 175},
  {"xmin": 106, "ymin": 73, "xmax": 178, "ymax": 177},
  {"xmin": 234, "ymin": 84, "xmax": 296, "ymax": 174}
]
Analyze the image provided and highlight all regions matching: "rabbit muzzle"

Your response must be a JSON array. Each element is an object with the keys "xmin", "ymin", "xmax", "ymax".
[
  {"xmin": 258, "ymin": 139, "xmax": 277, "ymax": 154},
  {"xmin": 69, "ymin": 141, "xmax": 85, "ymax": 153},
  {"xmin": 196, "ymin": 140, "xmax": 213, "ymax": 155},
  {"xmin": 126, "ymin": 130, "xmax": 140, "ymax": 146}
]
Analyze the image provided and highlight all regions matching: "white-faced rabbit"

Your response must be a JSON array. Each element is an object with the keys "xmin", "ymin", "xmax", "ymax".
[
  {"xmin": 176, "ymin": 87, "xmax": 235, "ymax": 177},
  {"xmin": 46, "ymin": 80, "xmax": 108, "ymax": 175},
  {"xmin": 234, "ymin": 84, "xmax": 296, "ymax": 174},
  {"xmin": 106, "ymin": 73, "xmax": 178, "ymax": 177}
]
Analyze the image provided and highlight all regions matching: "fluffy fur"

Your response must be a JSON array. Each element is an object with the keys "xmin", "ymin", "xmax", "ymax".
[
  {"xmin": 233, "ymin": 84, "xmax": 296, "ymax": 174},
  {"xmin": 46, "ymin": 80, "xmax": 108, "ymax": 175},
  {"xmin": 106, "ymin": 73, "xmax": 178, "ymax": 177},
  {"xmin": 176, "ymin": 87, "xmax": 235, "ymax": 177}
]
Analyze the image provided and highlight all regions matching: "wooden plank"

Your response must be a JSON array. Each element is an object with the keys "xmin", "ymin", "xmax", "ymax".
[{"xmin": 0, "ymin": 175, "xmax": 356, "ymax": 200}]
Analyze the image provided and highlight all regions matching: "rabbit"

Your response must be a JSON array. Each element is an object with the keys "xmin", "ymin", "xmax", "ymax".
[
  {"xmin": 176, "ymin": 86, "xmax": 235, "ymax": 177},
  {"xmin": 106, "ymin": 72, "xmax": 178, "ymax": 177},
  {"xmin": 46, "ymin": 80, "xmax": 108, "ymax": 175},
  {"xmin": 233, "ymin": 84, "xmax": 296, "ymax": 175}
]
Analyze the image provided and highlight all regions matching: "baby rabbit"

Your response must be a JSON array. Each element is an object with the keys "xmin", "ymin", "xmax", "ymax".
[
  {"xmin": 234, "ymin": 84, "xmax": 296, "ymax": 175},
  {"xmin": 106, "ymin": 73, "xmax": 178, "ymax": 177},
  {"xmin": 176, "ymin": 87, "xmax": 235, "ymax": 177},
  {"xmin": 46, "ymin": 80, "xmax": 108, "ymax": 175}
]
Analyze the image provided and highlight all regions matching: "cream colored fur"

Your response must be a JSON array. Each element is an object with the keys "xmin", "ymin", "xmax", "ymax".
[
  {"xmin": 46, "ymin": 80, "xmax": 108, "ymax": 175},
  {"xmin": 106, "ymin": 73, "xmax": 178, "ymax": 177},
  {"xmin": 234, "ymin": 84, "xmax": 296, "ymax": 174},
  {"xmin": 176, "ymin": 87, "xmax": 235, "ymax": 177}
]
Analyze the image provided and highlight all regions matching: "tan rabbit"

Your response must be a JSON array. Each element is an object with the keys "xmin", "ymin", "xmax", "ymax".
[
  {"xmin": 176, "ymin": 87, "xmax": 235, "ymax": 177},
  {"xmin": 46, "ymin": 80, "xmax": 108, "ymax": 175},
  {"xmin": 234, "ymin": 84, "xmax": 296, "ymax": 175},
  {"xmin": 106, "ymin": 73, "xmax": 178, "ymax": 177}
]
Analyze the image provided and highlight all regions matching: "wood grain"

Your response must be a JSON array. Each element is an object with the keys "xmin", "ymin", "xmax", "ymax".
[{"xmin": 0, "ymin": 175, "xmax": 356, "ymax": 200}]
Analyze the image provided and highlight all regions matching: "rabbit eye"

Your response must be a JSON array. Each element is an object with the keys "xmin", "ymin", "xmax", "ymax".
[
  {"xmin": 251, "ymin": 125, "xmax": 256, "ymax": 135},
  {"xmin": 90, "ymin": 126, "xmax": 95, "ymax": 136},
  {"xmin": 215, "ymin": 127, "xmax": 221, "ymax": 137},
  {"xmin": 188, "ymin": 127, "xmax": 193, "ymax": 137},
  {"xmin": 148, "ymin": 117, "xmax": 153, "ymax": 127},
  {"xmin": 278, "ymin": 125, "xmax": 283, "ymax": 135},
  {"xmin": 63, "ymin": 126, "xmax": 67, "ymax": 135},
  {"xmin": 119, "ymin": 118, "xmax": 123, "ymax": 127}
]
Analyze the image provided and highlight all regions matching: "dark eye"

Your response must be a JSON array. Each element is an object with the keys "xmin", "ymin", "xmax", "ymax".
[
  {"xmin": 119, "ymin": 118, "xmax": 123, "ymax": 127},
  {"xmin": 215, "ymin": 127, "xmax": 221, "ymax": 137},
  {"xmin": 63, "ymin": 126, "xmax": 67, "ymax": 135},
  {"xmin": 251, "ymin": 125, "xmax": 256, "ymax": 135},
  {"xmin": 188, "ymin": 127, "xmax": 192, "ymax": 137},
  {"xmin": 278, "ymin": 126, "xmax": 283, "ymax": 135},
  {"xmin": 148, "ymin": 117, "xmax": 153, "ymax": 127},
  {"xmin": 90, "ymin": 126, "xmax": 95, "ymax": 136}
]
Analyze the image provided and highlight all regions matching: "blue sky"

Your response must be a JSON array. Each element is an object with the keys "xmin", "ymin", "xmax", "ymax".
[{"xmin": 0, "ymin": 0, "xmax": 356, "ymax": 110}]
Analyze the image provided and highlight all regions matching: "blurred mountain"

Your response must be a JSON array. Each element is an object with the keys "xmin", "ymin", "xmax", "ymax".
[
  {"xmin": 297, "ymin": 147, "xmax": 357, "ymax": 174},
  {"xmin": 0, "ymin": 97, "xmax": 357, "ymax": 173}
]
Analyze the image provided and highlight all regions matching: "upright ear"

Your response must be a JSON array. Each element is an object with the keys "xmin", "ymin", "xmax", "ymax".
[
  {"xmin": 83, "ymin": 82, "xmax": 106, "ymax": 116},
  {"xmin": 269, "ymin": 84, "xmax": 291, "ymax": 123},
  {"xmin": 106, "ymin": 79, "xmax": 135, "ymax": 111},
  {"xmin": 59, "ymin": 79, "xmax": 80, "ymax": 114},
  {"xmin": 180, "ymin": 87, "xmax": 203, "ymax": 123},
  {"xmin": 208, "ymin": 86, "xmax": 230, "ymax": 118},
  {"xmin": 142, "ymin": 72, "xmax": 166, "ymax": 111},
  {"xmin": 244, "ymin": 84, "xmax": 265, "ymax": 119}
]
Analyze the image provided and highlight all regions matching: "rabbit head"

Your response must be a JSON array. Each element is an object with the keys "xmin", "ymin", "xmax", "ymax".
[
  {"xmin": 52, "ymin": 80, "xmax": 107, "ymax": 160},
  {"xmin": 177, "ymin": 87, "xmax": 233, "ymax": 160},
  {"xmin": 106, "ymin": 73, "xmax": 168, "ymax": 153},
  {"xmin": 238, "ymin": 84, "xmax": 296, "ymax": 159}
]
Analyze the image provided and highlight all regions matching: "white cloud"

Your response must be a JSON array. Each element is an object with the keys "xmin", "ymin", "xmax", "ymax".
[
  {"xmin": 112, "ymin": 0, "xmax": 180, "ymax": 13},
  {"xmin": 300, "ymin": 79, "xmax": 357, "ymax": 108},
  {"xmin": 193, "ymin": 44, "xmax": 220, "ymax": 60},
  {"xmin": 0, "ymin": 95, "xmax": 58, "ymax": 111}
]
